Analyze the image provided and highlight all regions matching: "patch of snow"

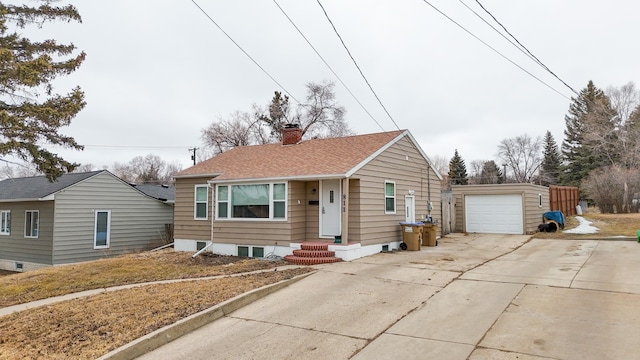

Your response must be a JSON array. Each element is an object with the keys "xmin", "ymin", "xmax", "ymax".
[{"xmin": 563, "ymin": 216, "xmax": 599, "ymax": 234}]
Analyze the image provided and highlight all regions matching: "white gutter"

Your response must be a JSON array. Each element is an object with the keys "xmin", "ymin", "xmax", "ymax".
[{"xmin": 208, "ymin": 173, "xmax": 346, "ymax": 185}]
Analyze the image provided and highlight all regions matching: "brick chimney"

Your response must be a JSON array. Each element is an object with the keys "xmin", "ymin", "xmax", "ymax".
[{"xmin": 282, "ymin": 123, "xmax": 302, "ymax": 145}]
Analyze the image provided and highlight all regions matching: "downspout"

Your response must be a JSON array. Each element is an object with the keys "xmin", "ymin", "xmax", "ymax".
[
  {"xmin": 209, "ymin": 183, "xmax": 215, "ymax": 254},
  {"xmin": 192, "ymin": 241, "xmax": 214, "ymax": 258}
]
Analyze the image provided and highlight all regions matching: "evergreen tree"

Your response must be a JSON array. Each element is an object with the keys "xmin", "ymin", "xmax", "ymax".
[
  {"xmin": 448, "ymin": 149, "xmax": 468, "ymax": 185},
  {"xmin": 560, "ymin": 81, "xmax": 616, "ymax": 187},
  {"xmin": 479, "ymin": 160, "xmax": 502, "ymax": 184},
  {"xmin": 0, "ymin": 1, "xmax": 86, "ymax": 180},
  {"xmin": 540, "ymin": 131, "xmax": 561, "ymax": 186}
]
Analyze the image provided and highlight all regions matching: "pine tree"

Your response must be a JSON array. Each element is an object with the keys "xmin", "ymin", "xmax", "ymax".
[
  {"xmin": 560, "ymin": 81, "xmax": 616, "ymax": 187},
  {"xmin": 448, "ymin": 149, "xmax": 468, "ymax": 185},
  {"xmin": 479, "ymin": 160, "xmax": 502, "ymax": 184},
  {"xmin": 540, "ymin": 131, "xmax": 561, "ymax": 186},
  {"xmin": 0, "ymin": 2, "xmax": 86, "ymax": 180}
]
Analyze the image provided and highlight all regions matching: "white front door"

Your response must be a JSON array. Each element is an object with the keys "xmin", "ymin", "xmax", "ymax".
[
  {"xmin": 405, "ymin": 195, "xmax": 415, "ymax": 223},
  {"xmin": 320, "ymin": 179, "xmax": 341, "ymax": 237}
]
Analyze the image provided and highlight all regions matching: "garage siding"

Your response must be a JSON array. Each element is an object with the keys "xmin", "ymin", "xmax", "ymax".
[{"xmin": 452, "ymin": 184, "xmax": 550, "ymax": 235}]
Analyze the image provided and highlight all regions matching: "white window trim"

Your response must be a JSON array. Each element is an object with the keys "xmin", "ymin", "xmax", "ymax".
[
  {"xmin": 94, "ymin": 210, "xmax": 111, "ymax": 249},
  {"xmin": 217, "ymin": 185, "xmax": 229, "ymax": 219},
  {"xmin": 24, "ymin": 210, "xmax": 39, "ymax": 238},
  {"xmin": 385, "ymin": 180, "xmax": 396, "ymax": 214},
  {"xmin": 194, "ymin": 185, "xmax": 209, "ymax": 220},
  {"xmin": 0, "ymin": 210, "xmax": 10, "ymax": 235},
  {"xmin": 215, "ymin": 182, "xmax": 288, "ymax": 221}
]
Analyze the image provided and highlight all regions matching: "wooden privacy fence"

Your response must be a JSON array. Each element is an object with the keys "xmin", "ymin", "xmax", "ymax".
[{"xmin": 549, "ymin": 185, "xmax": 580, "ymax": 216}]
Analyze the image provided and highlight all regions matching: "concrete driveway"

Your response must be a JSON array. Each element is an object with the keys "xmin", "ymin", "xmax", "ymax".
[{"xmin": 138, "ymin": 234, "xmax": 640, "ymax": 359}]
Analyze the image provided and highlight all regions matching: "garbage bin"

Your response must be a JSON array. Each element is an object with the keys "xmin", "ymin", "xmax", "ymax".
[
  {"xmin": 399, "ymin": 222, "xmax": 422, "ymax": 251},
  {"xmin": 422, "ymin": 222, "xmax": 437, "ymax": 247}
]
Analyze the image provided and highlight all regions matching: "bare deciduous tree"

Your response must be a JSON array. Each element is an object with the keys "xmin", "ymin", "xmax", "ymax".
[
  {"xmin": 429, "ymin": 155, "xmax": 449, "ymax": 176},
  {"xmin": 110, "ymin": 154, "xmax": 181, "ymax": 185},
  {"xmin": 582, "ymin": 165, "xmax": 640, "ymax": 213},
  {"xmin": 201, "ymin": 81, "xmax": 352, "ymax": 156},
  {"xmin": 497, "ymin": 134, "xmax": 542, "ymax": 183}
]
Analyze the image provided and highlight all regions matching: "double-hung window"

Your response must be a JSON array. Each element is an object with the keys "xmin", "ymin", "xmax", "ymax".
[
  {"xmin": 385, "ymin": 181, "xmax": 396, "ymax": 214},
  {"xmin": 94, "ymin": 210, "xmax": 111, "ymax": 249},
  {"xmin": 194, "ymin": 185, "xmax": 209, "ymax": 220},
  {"xmin": 216, "ymin": 183, "xmax": 286, "ymax": 220},
  {"xmin": 24, "ymin": 210, "xmax": 39, "ymax": 238},
  {"xmin": 0, "ymin": 210, "xmax": 10, "ymax": 235}
]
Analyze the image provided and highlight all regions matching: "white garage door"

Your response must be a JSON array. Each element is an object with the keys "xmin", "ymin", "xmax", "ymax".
[{"xmin": 465, "ymin": 194, "xmax": 523, "ymax": 234}]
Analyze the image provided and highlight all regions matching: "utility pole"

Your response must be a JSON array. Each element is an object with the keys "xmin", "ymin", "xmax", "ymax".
[{"xmin": 189, "ymin": 147, "xmax": 198, "ymax": 166}]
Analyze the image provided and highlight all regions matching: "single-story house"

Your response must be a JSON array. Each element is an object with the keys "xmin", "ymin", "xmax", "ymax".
[
  {"xmin": 172, "ymin": 127, "xmax": 442, "ymax": 261},
  {"xmin": 451, "ymin": 183, "xmax": 550, "ymax": 235},
  {"xmin": 0, "ymin": 170, "xmax": 174, "ymax": 272}
]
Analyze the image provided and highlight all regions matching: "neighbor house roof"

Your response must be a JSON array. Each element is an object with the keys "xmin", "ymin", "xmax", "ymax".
[
  {"xmin": 175, "ymin": 130, "xmax": 440, "ymax": 182},
  {"xmin": 0, "ymin": 170, "xmax": 103, "ymax": 201},
  {"xmin": 130, "ymin": 184, "xmax": 175, "ymax": 203}
]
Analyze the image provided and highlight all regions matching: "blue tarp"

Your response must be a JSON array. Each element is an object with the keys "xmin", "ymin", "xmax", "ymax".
[{"xmin": 543, "ymin": 211, "xmax": 565, "ymax": 229}]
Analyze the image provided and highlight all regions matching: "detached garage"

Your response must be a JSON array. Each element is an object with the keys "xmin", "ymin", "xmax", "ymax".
[{"xmin": 451, "ymin": 184, "xmax": 550, "ymax": 235}]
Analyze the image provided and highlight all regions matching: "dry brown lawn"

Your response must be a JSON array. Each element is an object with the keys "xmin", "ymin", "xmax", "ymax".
[
  {"xmin": 0, "ymin": 250, "xmax": 313, "ymax": 359},
  {"xmin": 534, "ymin": 211, "xmax": 640, "ymax": 239},
  {"xmin": 0, "ymin": 250, "xmax": 290, "ymax": 307}
]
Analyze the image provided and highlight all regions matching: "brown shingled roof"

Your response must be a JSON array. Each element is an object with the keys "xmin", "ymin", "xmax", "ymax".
[{"xmin": 175, "ymin": 130, "xmax": 406, "ymax": 181}]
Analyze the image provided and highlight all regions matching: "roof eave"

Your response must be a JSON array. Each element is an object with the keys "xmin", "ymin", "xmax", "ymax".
[
  {"xmin": 173, "ymin": 173, "xmax": 222, "ymax": 180},
  {"xmin": 208, "ymin": 173, "xmax": 347, "ymax": 185}
]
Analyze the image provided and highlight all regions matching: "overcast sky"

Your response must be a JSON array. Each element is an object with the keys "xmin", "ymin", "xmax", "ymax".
[{"xmin": 19, "ymin": 0, "xmax": 640, "ymax": 173}]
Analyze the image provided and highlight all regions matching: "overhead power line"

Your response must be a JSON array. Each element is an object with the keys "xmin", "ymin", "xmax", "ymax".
[
  {"xmin": 471, "ymin": 0, "xmax": 579, "ymax": 95},
  {"xmin": 189, "ymin": 0, "xmax": 300, "ymax": 104},
  {"xmin": 272, "ymin": 0, "xmax": 387, "ymax": 133},
  {"xmin": 316, "ymin": 0, "xmax": 403, "ymax": 131},
  {"xmin": 419, "ymin": 0, "xmax": 572, "ymax": 101}
]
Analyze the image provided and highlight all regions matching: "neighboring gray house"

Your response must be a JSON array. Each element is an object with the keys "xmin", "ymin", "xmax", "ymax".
[{"xmin": 0, "ymin": 170, "xmax": 174, "ymax": 272}]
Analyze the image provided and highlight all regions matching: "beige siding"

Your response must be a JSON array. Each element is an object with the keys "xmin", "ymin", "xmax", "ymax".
[
  {"xmin": 304, "ymin": 181, "xmax": 320, "ymax": 240},
  {"xmin": 352, "ymin": 137, "xmax": 442, "ymax": 246},
  {"xmin": 174, "ymin": 177, "xmax": 212, "ymax": 241},
  {"xmin": 451, "ymin": 184, "xmax": 550, "ymax": 234},
  {"xmin": 0, "ymin": 201, "xmax": 54, "ymax": 265},
  {"xmin": 53, "ymin": 172, "xmax": 174, "ymax": 264},
  {"xmin": 347, "ymin": 179, "xmax": 361, "ymax": 243},
  {"xmin": 289, "ymin": 181, "xmax": 306, "ymax": 242}
]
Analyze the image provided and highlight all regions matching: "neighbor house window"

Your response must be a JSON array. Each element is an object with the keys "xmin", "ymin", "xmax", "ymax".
[
  {"xmin": 94, "ymin": 210, "xmax": 111, "ymax": 249},
  {"xmin": 385, "ymin": 181, "xmax": 396, "ymax": 214},
  {"xmin": 194, "ymin": 185, "xmax": 209, "ymax": 220},
  {"xmin": 24, "ymin": 210, "xmax": 39, "ymax": 238},
  {"xmin": 0, "ymin": 210, "xmax": 10, "ymax": 235},
  {"xmin": 216, "ymin": 183, "xmax": 287, "ymax": 220}
]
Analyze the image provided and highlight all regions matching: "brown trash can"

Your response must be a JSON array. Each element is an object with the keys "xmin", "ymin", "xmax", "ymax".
[
  {"xmin": 422, "ymin": 223, "xmax": 437, "ymax": 247},
  {"xmin": 400, "ymin": 223, "xmax": 422, "ymax": 251}
]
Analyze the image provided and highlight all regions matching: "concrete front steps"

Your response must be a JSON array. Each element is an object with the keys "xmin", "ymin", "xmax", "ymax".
[{"xmin": 284, "ymin": 242, "xmax": 342, "ymax": 265}]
